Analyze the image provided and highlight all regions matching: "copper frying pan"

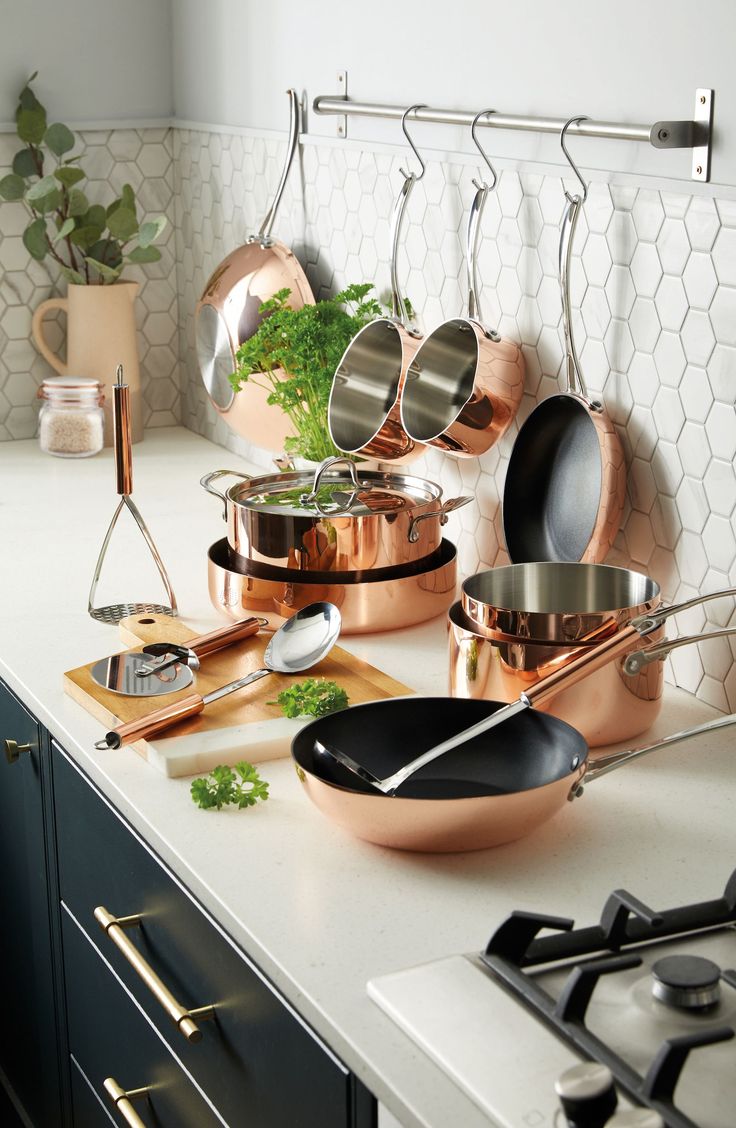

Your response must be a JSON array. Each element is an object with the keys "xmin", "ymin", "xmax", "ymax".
[
  {"xmin": 196, "ymin": 89, "xmax": 313, "ymax": 450},
  {"xmin": 502, "ymin": 118, "xmax": 625, "ymax": 563},
  {"xmin": 292, "ymin": 697, "xmax": 736, "ymax": 852}
]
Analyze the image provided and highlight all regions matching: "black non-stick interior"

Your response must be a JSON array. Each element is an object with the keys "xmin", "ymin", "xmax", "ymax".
[
  {"xmin": 503, "ymin": 395, "xmax": 602, "ymax": 562},
  {"xmin": 292, "ymin": 697, "xmax": 588, "ymax": 799}
]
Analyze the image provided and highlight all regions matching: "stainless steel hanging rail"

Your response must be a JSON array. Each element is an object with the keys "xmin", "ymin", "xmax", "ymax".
[{"xmin": 312, "ymin": 87, "xmax": 714, "ymax": 181}]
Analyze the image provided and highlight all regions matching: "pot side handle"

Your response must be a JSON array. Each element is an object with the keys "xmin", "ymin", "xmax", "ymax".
[
  {"xmin": 408, "ymin": 496, "xmax": 473, "ymax": 543},
  {"xmin": 32, "ymin": 297, "xmax": 69, "ymax": 375},
  {"xmin": 199, "ymin": 469, "xmax": 251, "ymax": 520}
]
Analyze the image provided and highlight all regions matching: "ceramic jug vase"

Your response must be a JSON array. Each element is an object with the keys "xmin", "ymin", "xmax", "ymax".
[{"xmin": 32, "ymin": 281, "xmax": 143, "ymax": 445}]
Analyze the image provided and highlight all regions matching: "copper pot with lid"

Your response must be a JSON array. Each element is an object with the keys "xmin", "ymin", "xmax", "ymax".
[{"xmin": 200, "ymin": 456, "xmax": 471, "ymax": 573}]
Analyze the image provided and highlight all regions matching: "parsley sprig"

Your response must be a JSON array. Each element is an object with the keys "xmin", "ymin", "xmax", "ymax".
[
  {"xmin": 190, "ymin": 762, "xmax": 269, "ymax": 811},
  {"xmin": 270, "ymin": 678, "xmax": 349, "ymax": 719}
]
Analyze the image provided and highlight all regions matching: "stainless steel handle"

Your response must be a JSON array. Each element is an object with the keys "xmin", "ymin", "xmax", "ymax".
[
  {"xmin": 4, "ymin": 739, "xmax": 32, "ymax": 764},
  {"xmin": 94, "ymin": 906, "xmax": 214, "ymax": 1042},
  {"xmin": 408, "ymin": 496, "xmax": 473, "ymax": 542},
  {"xmin": 103, "ymin": 1078, "xmax": 152, "ymax": 1128},
  {"xmin": 388, "ymin": 172, "xmax": 419, "ymax": 331},
  {"xmin": 257, "ymin": 88, "xmax": 300, "ymax": 242},
  {"xmin": 199, "ymin": 469, "xmax": 251, "ymax": 518},
  {"xmin": 623, "ymin": 625, "xmax": 736, "ymax": 675},
  {"xmin": 558, "ymin": 193, "xmax": 590, "ymax": 401}
]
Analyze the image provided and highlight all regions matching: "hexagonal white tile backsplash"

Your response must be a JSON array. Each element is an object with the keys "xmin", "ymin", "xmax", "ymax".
[
  {"xmin": 0, "ymin": 128, "xmax": 178, "ymax": 438},
  {"xmin": 3, "ymin": 122, "xmax": 736, "ymax": 708}
]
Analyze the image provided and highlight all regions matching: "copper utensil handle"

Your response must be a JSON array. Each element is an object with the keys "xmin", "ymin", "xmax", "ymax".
[
  {"xmin": 525, "ymin": 623, "xmax": 643, "ymax": 709},
  {"xmin": 188, "ymin": 616, "xmax": 263, "ymax": 658},
  {"xmin": 113, "ymin": 366, "xmax": 133, "ymax": 497},
  {"xmin": 97, "ymin": 692, "xmax": 204, "ymax": 749}
]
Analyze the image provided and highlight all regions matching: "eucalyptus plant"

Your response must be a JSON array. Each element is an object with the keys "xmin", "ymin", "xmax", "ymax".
[{"xmin": 0, "ymin": 73, "xmax": 167, "ymax": 284}]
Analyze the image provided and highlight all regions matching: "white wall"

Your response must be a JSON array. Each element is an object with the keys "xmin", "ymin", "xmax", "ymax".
[
  {"xmin": 0, "ymin": 0, "xmax": 173, "ymax": 123},
  {"xmin": 170, "ymin": 0, "xmax": 736, "ymax": 188}
]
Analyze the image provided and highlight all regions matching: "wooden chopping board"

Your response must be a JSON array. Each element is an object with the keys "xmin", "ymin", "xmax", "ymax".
[{"xmin": 64, "ymin": 613, "xmax": 412, "ymax": 777}]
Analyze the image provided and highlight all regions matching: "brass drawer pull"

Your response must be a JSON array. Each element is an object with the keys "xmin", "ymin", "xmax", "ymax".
[
  {"xmin": 4, "ymin": 739, "xmax": 32, "ymax": 764},
  {"xmin": 103, "ymin": 1077, "xmax": 152, "ymax": 1128},
  {"xmin": 94, "ymin": 906, "xmax": 215, "ymax": 1043}
]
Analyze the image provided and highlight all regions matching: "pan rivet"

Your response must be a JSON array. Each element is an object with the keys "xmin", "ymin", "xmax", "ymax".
[
  {"xmin": 571, "ymin": 756, "xmax": 579, "ymax": 769},
  {"xmin": 696, "ymin": 164, "xmax": 703, "ymax": 175}
]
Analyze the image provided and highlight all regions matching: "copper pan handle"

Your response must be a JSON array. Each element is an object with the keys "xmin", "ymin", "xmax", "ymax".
[
  {"xmin": 524, "ymin": 622, "xmax": 644, "ymax": 709},
  {"xmin": 95, "ymin": 692, "xmax": 204, "ymax": 750},
  {"xmin": 113, "ymin": 364, "xmax": 132, "ymax": 496}
]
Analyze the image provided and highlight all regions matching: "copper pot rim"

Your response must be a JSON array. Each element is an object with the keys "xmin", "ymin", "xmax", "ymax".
[
  {"xmin": 227, "ymin": 538, "xmax": 453, "ymax": 584},
  {"xmin": 461, "ymin": 561, "xmax": 661, "ymax": 643},
  {"xmin": 448, "ymin": 600, "xmax": 612, "ymax": 649}
]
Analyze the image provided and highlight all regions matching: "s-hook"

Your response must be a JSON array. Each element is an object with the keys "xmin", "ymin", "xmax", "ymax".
[
  {"xmin": 560, "ymin": 115, "xmax": 589, "ymax": 202},
  {"xmin": 470, "ymin": 109, "xmax": 498, "ymax": 192},
  {"xmin": 400, "ymin": 104, "xmax": 428, "ymax": 182}
]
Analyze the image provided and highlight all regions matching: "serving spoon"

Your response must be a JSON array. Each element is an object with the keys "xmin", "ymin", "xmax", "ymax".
[{"xmin": 94, "ymin": 602, "xmax": 342, "ymax": 750}]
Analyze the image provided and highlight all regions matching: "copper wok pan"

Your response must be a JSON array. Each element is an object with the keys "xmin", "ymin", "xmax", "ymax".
[
  {"xmin": 292, "ymin": 698, "xmax": 736, "ymax": 852},
  {"xmin": 196, "ymin": 89, "xmax": 313, "ymax": 450}
]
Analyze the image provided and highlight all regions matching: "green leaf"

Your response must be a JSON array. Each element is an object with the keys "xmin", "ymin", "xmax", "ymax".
[
  {"xmin": 269, "ymin": 678, "xmax": 349, "ymax": 719},
  {"xmin": 44, "ymin": 122, "xmax": 75, "ymax": 156},
  {"xmin": 86, "ymin": 238, "xmax": 122, "ymax": 270},
  {"xmin": 126, "ymin": 244, "xmax": 161, "ymax": 264},
  {"xmin": 106, "ymin": 206, "xmax": 138, "ymax": 241},
  {"xmin": 22, "ymin": 217, "xmax": 48, "ymax": 261},
  {"xmin": 25, "ymin": 173, "xmax": 57, "ymax": 202},
  {"xmin": 82, "ymin": 205, "xmax": 106, "ymax": 230},
  {"xmin": 190, "ymin": 761, "xmax": 269, "ymax": 811},
  {"xmin": 85, "ymin": 256, "xmax": 123, "ymax": 282},
  {"xmin": 106, "ymin": 196, "xmax": 122, "ymax": 218},
  {"xmin": 16, "ymin": 107, "xmax": 46, "ymax": 145},
  {"xmin": 0, "ymin": 173, "xmax": 26, "ymax": 201},
  {"xmin": 69, "ymin": 225, "xmax": 101, "ymax": 249},
  {"xmin": 59, "ymin": 264, "xmax": 86, "ymax": 285},
  {"xmin": 121, "ymin": 183, "xmax": 136, "ymax": 214},
  {"xmin": 54, "ymin": 166, "xmax": 85, "ymax": 188},
  {"xmin": 18, "ymin": 78, "xmax": 41, "ymax": 111},
  {"xmin": 12, "ymin": 148, "xmax": 39, "ymax": 178},
  {"xmin": 137, "ymin": 216, "xmax": 167, "ymax": 248},
  {"xmin": 53, "ymin": 217, "xmax": 75, "ymax": 243},
  {"xmin": 67, "ymin": 188, "xmax": 89, "ymax": 217}
]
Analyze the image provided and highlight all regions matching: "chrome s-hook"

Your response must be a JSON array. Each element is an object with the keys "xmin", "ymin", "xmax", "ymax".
[
  {"xmin": 470, "ymin": 109, "xmax": 498, "ymax": 192},
  {"xmin": 560, "ymin": 115, "xmax": 589, "ymax": 203},
  {"xmin": 400, "ymin": 104, "xmax": 428, "ymax": 181}
]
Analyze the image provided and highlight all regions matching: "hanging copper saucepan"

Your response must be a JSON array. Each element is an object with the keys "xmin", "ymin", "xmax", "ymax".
[
  {"xmin": 195, "ymin": 89, "xmax": 313, "ymax": 451},
  {"xmin": 502, "ymin": 118, "xmax": 625, "ymax": 564},
  {"xmin": 200, "ymin": 457, "xmax": 471, "ymax": 573},
  {"xmin": 399, "ymin": 111, "xmax": 525, "ymax": 457},
  {"xmin": 327, "ymin": 106, "xmax": 427, "ymax": 463},
  {"xmin": 461, "ymin": 562, "xmax": 661, "ymax": 643},
  {"xmin": 291, "ymin": 697, "xmax": 736, "ymax": 852},
  {"xmin": 448, "ymin": 592, "xmax": 736, "ymax": 747}
]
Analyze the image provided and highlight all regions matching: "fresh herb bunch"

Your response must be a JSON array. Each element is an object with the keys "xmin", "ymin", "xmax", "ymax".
[
  {"xmin": 270, "ymin": 678, "xmax": 349, "ymax": 719},
  {"xmin": 229, "ymin": 283, "xmax": 384, "ymax": 462},
  {"xmin": 0, "ymin": 73, "xmax": 167, "ymax": 284},
  {"xmin": 190, "ymin": 762, "xmax": 269, "ymax": 811}
]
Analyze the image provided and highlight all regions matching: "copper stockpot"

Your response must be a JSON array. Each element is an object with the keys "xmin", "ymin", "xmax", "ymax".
[
  {"xmin": 207, "ymin": 537, "xmax": 457, "ymax": 635},
  {"xmin": 461, "ymin": 562, "xmax": 661, "ymax": 643},
  {"xmin": 399, "ymin": 143, "xmax": 524, "ymax": 457},
  {"xmin": 201, "ymin": 458, "xmax": 470, "ymax": 574},
  {"xmin": 291, "ymin": 697, "xmax": 736, "ymax": 852},
  {"xmin": 195, "ymin": 90, "xmax": 313, "ymax": 451}
]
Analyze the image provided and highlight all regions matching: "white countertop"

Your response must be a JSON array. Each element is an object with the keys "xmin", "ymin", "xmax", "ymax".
[{"xmin": 1, "ymin": 427, "xmax": 734, "ymax": 1128}]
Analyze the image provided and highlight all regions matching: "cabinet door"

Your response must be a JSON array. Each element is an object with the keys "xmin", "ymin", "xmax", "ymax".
[{"xmin": 0, "ymin": 679, "xmax": 61, "ymax": 1126}]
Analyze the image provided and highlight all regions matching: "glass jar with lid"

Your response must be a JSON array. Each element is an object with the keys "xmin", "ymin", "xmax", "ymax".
[{"xmin": 38, "ymin": 376, "xmax": 105, "ymax": 458}]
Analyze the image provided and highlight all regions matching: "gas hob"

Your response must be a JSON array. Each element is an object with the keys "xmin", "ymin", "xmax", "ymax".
[{"xmin": 368, "ymin": 872, "xmax": 736, "ymax": 1127}]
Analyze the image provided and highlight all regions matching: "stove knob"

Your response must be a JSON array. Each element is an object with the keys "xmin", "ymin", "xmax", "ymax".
[
  {"xmin": 555, "ymin": 1063, "xmax": 617, "ymax": 1127},
  {"xmin": 605, "ymin": 1112, "xmax": 664, "ymax": 1127}
]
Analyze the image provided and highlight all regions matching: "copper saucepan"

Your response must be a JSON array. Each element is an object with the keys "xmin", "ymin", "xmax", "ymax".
[
  {"xmin": 399, "ymin": 112, "xmax": 524, "ymax": 457},
  {"xmin": 327, "ymin": 107, "xmax": 427, "ymax": 464},
  {"xmin": 292, "ymin": 697, "xmax": 736, "ymax": 852},
  {"xmin": 502, "ymin": 120, "xmax": 625, "ymax": 564},
  {"xmin": 200, "ymin": 457, "xmax": 470, "ymax": 573},
  {"xmin": 461, "ymin": 562, "xmax": 661, "ymax": 643},
  {"xmin": 195, "ymin": 89, "xmax": 313, "ymax": 450}
]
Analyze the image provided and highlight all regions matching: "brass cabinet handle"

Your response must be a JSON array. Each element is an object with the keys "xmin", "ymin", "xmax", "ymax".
[
  {"xmin": 103, "ymin": 1077, "xmax": 152, "ymax": 1127},
  {"xmin": 94, "ymin": 906, "xmax": 215, "ymax": 1043},
  {"xmin": 4, "ymin": 739, "xmax": 32, "ymax": 764}
]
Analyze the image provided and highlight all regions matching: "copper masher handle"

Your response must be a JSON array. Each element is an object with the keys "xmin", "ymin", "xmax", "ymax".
[{"xmin": 113, "ymin": 364, "xmax": 133, "ymax": 496}]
